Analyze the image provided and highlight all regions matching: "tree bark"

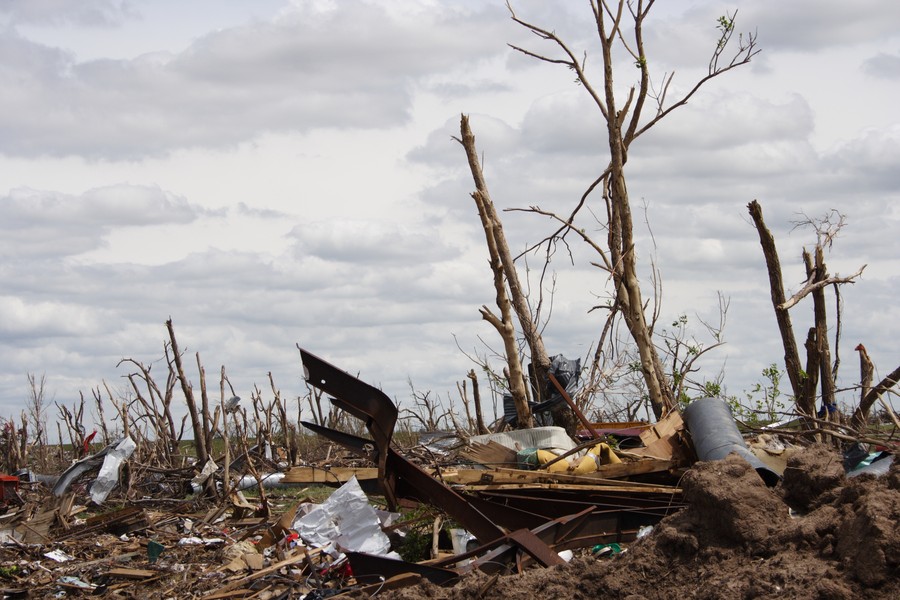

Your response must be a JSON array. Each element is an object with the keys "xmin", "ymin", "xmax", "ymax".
[
  {"xmin": 799, "ymin": 327, "xmax": 820, "ymax": 419},
  {"xmin": 748, "ymin": 200, "xmax": 804, "ymax": 401},
  {"xmin": 459, "ymin": 115, "xmax": 552, "ymax": 401},
  {"xmin": 851, "ymin": 361, "xmax": 900, "ymax": 429},
  {"xmin": 599, "ymin": 13, "xmax": 672, "ymax": 420},
  {"xmin": 467, "ymin": 369, "xmax": 489, "ymax": 435},
  {"xmin": 808, "ymin": 247, "xmax": 836, "ymax": 416},
  {"xmin": 166, "ymin": 318, "xmax": 208, "ymax": 465},
  {"xmin": 459, "ymin": 115, "xmax": 539, "ymax": 428}
]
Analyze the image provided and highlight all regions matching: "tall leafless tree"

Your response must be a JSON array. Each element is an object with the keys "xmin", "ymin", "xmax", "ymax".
[{"xmin": 467, "ymin": 2, "xmax": 759, "ymax": 420}]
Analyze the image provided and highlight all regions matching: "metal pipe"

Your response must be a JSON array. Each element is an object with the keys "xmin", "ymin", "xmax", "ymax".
[{"xmin": 682, "ymin": 397, "xmax": 780, "ymax": 486}]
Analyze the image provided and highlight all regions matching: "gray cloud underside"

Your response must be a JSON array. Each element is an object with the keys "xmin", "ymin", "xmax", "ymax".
[
  {"xmin": 0, "ymin": 185, "xmax": 203, "ymax": 259},
  {"xmin": 863, "ymin": 52, "xmax": 900, "ymax": 79},
  {"xmin": 0, "ymin": 1, "xmax": 506, "ymax": 159}
]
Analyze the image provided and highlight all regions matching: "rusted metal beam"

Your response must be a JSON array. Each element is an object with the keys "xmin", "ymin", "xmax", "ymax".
[
  {"xmin": 298, "ymin": 348, "xmax": 506, "ymax": 544},
  {"xmin": 548, "ymin": 372, "xmax": 602, "ymax": 439},
  {"xmin": 345, "ymin": 552, "xmax": 459, "ymax": 587}
]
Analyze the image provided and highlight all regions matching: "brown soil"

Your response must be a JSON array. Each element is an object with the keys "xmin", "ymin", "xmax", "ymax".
[{"xmin": 370, "ymin": 447, "xmax": 900, "ymax": 600}]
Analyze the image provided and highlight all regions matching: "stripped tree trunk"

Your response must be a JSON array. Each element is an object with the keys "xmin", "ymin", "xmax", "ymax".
[
  {"xmin": 459, "ymin": 115, "xmax": 534, "ymax": 428},
  {"xmin": 166, "ymin": 318, "xmax": 208, "ymax": 465}
]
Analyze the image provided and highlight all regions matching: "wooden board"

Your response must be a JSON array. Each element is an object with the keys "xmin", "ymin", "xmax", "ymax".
[
  {"xmin": 461, "ymin": 482, "xmax": 682, "ymax": 495},
  {"xmin": 435, "ymin": 460, "xmax": 676, "ymax": 487},
  {"xmin": 630, "ymin": 410, "xmax": 690, "ymax": 462},
  {"xmin": 458, "ymin": 441, "xmax": 518, "ymax": 467},
  {"xmin": 105, "ymin": 568, "xmax": 157, "ymax": 579},
  {"xmin": 281, "ymin": 467, "xmax": 378, "ymax": 484}
]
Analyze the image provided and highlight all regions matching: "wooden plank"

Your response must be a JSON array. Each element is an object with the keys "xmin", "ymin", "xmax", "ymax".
[
  {"xmin": 281, "ymin": 467, "xmax": 378, "ymax": 484},
  {"xmin": 208, "ymin": 548, "xmax": 323, "ymax": 596},
  {"xmin": 335, "ymin": 573, "xmax": 422, "ymax": 597},
  {"xmin": 69, "ymin": 551, "xmax": 140, "ymax": 570},
  {"xmin": 462, "ymin": 483, "xmax": 682, "ymax": 495},
  {"xmin": 436, "ymin": 460, "xmax": 675, "ymax": 486},
  {"xmin": 203, "ymin": 590, "xmax": 255, "ymax": 600},
  {"xmin": 631, "ymin": 410, "xmax": 688, "ymax": 462},
  {"xmin": 105, "ymin": 568, "xmax": 157, "ymax": 579},
  {"xmin": 458, "ymin": 441, "xmax": 518, "ymax": 467}
]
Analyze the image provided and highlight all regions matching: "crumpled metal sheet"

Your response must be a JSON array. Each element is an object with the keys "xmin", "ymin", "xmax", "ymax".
[
  {"xmin": 89, "ymin": 436, "xmax": 137, "ymax": 504},
  {"xmin": 293, "ymin": 475, "xmax": 393, "ymax": 556},
  {"xmin": 469, "ymin": 426, "xmax": 576, "ymax": 454}
]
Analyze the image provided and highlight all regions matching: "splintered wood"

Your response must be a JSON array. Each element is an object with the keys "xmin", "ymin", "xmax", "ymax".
[{"xmin": 458, "ymin": 441, "xmax": 518, "ymax": 468}]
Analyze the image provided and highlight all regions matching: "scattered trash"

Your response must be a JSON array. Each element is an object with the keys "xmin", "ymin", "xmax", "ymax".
[
  {"xmin": 592, "ymin": 542, "xmax": 622, "ymax": 556},
  {"xmin": 147, "ymin": 540, "xmax": 165, "ymax": 563},
  {"xmin": 43, "ymin": 550, "xmax": 75, "ymax": 563},
  {"xmin": 57, "ymin": 576, "xmax": 97, "ymax": 591},
  {"xmin": 294, "ymin": 476, "xmax": 395, "ymax": 557},
  {"xmin": 177, "ymin": 536, "xmax": 224, "ymax": 546},
  {"xmin": 0, "ymin": 346, "xmax": 894, "ymax": 598},
  {"xmin": 847, "ymin": 452, "xmax": 895, "ymax": 478},
  {"xmin": 636, "ymin": 525, "xmax": 654, "ymax": 539}
]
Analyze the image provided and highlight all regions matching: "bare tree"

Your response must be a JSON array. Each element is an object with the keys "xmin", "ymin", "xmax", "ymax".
[
  {"xmin": 851, "ymin": 343, "xmax": 900, "ymax": 429},
  {"xmin": 166, "ymin": 318, "xmax": 209, "ymax": 465},
  {"xmin": 457, "ymin": 115, "xmax": 536, "ymax": 428},
  {"xmin": 401, "ymin": 379, "xmax": 451, "ymax": 433},
  {"xmin": 484, "ymin": 2, "xmax": 760, "ymax": 420},
  {"xmin": 749, "ymin": 201, "xmax": 870, "ymax": 428},
  {"xmin": 26, "ymin": 372, "xmax": 52, "ymax": 469}
]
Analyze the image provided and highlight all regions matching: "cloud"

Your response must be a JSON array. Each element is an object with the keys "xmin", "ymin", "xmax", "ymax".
[
  {"xmin": 0, "ymin": 0, "xmax": 898, "ymax": 423},
  {"xmin": 740, "ymin": 0, "xmax": 900, "ymax": 51},
  {"xmin": 646, "ymin": 0, "xmax": 900, "ymax": 61},
  {"xmin": 0, "ymin": 295, "xmax": 104, "ymax": 340},
  {"xmin": 0, "ymin": 184, "xmax": 202, "ymax": 259},
  {"xmin": 287, "ymin": 218, "xmax": 460, "ymax": 266},
  {"xmin": 0, "ymin": 1, "xmax": 507, "ymax": 159},
  {"xmin": 863, "ymin": 51, "xmax": 900, "ymax": 79},
  {"xmin": 0, "ymin": 0, "xmax": 137, "ymax": 27},
  {"xmin": 820, "ymin": 126, "xmax": 900, "ymax": 193},
  {"xmin": 408, "ymin": 114, "xmax": 522, "ymax": 170}
]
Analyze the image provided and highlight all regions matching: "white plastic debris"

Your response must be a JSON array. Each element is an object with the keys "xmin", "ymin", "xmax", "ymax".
[
  {"xmin": 450, "ymin": 529, "xmax": 478, "ymax": 555},
  {"xmin": 89, "ymin": 436, "xmax": 136, "ymax": 505},
  {"xmin": 177, "ymin": 537, "xmax": 224, "ymax": 546},
  {"xmin": 191, "ymin": 459, "xmax": 218, "ymax": 487},
  {"xmin": 636, "ymin": 525, "xmax": 654, "ymax": 539},
  {"xmin": 225, "ymin": 396, "xmax": 241, "ymax": 413},
  {"xmin": 294, "ymin": 476, "xmax": 394, "ymax": 556},
  {"xmin": 235, "ymin": 472, "xmax": 286, "ymax": 491},
  {"xmin": 57, "ymin": 576, "xmax": 96, "ymax": 590},
  {"xmin": 43, "ymin": 550, "xmax": 74, "ymax": 563}
]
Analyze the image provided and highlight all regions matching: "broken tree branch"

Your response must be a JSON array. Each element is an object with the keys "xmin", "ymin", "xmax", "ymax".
[{"xmin": 778, "ymin": 265, "xmax": 866, "ymax": 310}]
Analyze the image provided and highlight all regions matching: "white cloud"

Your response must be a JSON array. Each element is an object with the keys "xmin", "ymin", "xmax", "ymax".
[
  {"xmin": 863, "ymin": 51, "xmax": 900, "ymax": 79},
  {"xmin": 288, "ymin": 218, "xmax": 460, "ymax": 266},
  {"xmin": 741, "ymin": 0, "xmax": 900, "ymax": 51},
  {"xmin": 0, "ymin": 1, "xmax": 508, "ymax": 159},
  {"xmin": 0, "ymin": 185, "xmax": 202, "ymax": 259},
  {"xmin": 0, "ymin": 0, "xmax": 137, "ymax": 27},
  {"xmin": 0, "ymin": 0, "xmax": 898, "ymax": 423}
]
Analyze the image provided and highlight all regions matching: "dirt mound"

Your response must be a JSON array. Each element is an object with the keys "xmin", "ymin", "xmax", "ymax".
[
  {"xmin": 781, "ymin": 443, "xmax": 846, "ymax": 510},
  {"xmin": 372, "ymin": 447, "xmax": 900, "ymax": 600}
]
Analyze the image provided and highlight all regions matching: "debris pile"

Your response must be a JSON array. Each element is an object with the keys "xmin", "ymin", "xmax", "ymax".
[
  {"xmin": 0, "ymin": 348, "xmax": 896, "ymax": 598},
  {"xmin": 373, "ymin": 448, "xmax": 900, "ymax": 600}
]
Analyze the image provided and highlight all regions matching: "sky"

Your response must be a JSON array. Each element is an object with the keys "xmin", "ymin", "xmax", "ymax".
[{"xmin": 1, "ymin": 0, "xmax": 898, "ymax": 431}]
